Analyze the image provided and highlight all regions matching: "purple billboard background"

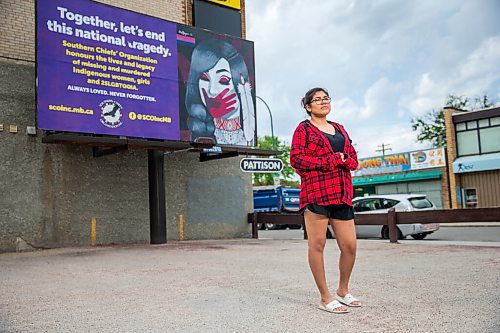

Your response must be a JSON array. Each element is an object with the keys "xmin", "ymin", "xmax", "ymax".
[{"xmin": 37, "ymin": 0, "xmax": 180, "ymax": 140}]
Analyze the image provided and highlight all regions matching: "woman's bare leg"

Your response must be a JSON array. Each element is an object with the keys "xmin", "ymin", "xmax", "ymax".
[
  {"xmin": 331, "ymin": 218, "xmax": 361, "ymax": 305},
  {"xmin": 305, "ymin": 210, "xmax": 348, "ymax": 310}
]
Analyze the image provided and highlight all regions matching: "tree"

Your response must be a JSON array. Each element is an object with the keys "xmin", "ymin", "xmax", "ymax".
[
  {"xmin": 411, "ymin": 109, "xmax": 446, "ymax": 147},
  {"xmin": 411, "ymin": 94, "xmax": 494, "ymax": 147},
  {"xmin": 253, "ymin": 135, "xmax": 297, "ymax": 186}
]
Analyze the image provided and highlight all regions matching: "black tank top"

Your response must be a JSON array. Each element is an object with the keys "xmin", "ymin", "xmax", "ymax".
[{"xmin": 323, "ymin": 131, "xmax": 345, "ymax": 153}]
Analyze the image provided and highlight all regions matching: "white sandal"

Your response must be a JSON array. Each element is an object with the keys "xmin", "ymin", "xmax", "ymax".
[
  {"xmin": 335, "ymin": 293, "xmax": 362, "ymax": 307},
  {"xmin": 318, "ymin": 300, "xmax": 349, "ymax": 313}
]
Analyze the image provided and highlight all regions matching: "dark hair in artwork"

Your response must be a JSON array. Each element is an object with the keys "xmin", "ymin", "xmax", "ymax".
[{"xmin": 185, "ymin": 39, "xmax": 251, "ymax": 142}]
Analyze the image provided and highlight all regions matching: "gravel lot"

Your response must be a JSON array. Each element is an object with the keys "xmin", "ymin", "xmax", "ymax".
[{"xmin": 1, "ymin": 239, "xmax": 499, "ymax": 333}]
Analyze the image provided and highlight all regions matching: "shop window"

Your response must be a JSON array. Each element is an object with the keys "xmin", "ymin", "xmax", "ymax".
[
  {"xmin": 462, "ymin": 188, "xmax": 478, "ymax": 208},
  {"xmin": 457, "ymin": 131, "xmax": 479, "ymax": 156},
  {"xmin": 479, "ymin": 127, "xmax": 500, "ymax": 153}
]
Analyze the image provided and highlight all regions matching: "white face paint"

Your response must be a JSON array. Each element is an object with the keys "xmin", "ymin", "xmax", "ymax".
[{"xmin": 199, "ymin": 58, "xmax": 240, "ymax": 117}]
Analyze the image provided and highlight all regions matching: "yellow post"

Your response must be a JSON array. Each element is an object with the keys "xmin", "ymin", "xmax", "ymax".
[
  {"xmin": 91, "ymin": 217, "xmax": 97, "ymax": 246},
  {"xmin": 179, "ymin": 214, "xmax": 184, "ymax": 241}
]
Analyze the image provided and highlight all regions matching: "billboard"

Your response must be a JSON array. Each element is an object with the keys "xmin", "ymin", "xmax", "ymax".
[
  {"xmin": 36, "ymin": 0, "xmax": 256, "ymax": 146},
  {"xmin": 194, "ymin": 0, "xmax": 242, "ymax": 37},
  {"xmin": 352, "ymin": 148, "xmax": 446, "ymax": 177},
  {"xmin": 205, "ymin": 0, "xmax": 242, "ymax": 10}
]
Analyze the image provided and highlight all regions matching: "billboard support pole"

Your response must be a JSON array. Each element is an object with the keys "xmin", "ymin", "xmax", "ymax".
[{"xmin": 148, "ymin": 150, "xmax": 167, "ymax": 244}]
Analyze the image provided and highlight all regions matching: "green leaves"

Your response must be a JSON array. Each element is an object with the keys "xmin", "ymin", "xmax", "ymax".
[
  {"xmin": 253, "ymin": 136, "xmax": 297, "ymax": 186},
  {"xmin": 411, "ymin": 109, "xmax": 446, "ymax": 147}
]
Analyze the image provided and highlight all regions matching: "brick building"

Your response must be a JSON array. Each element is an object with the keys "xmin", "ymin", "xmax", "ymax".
[{"xmin": 444, "ymin": 106, "xmax": 500, "ymax": 208}]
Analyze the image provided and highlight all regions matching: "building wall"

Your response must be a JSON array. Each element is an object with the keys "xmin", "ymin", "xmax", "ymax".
[
  {"xmin": 444, "ymin": 107, "xmax": 462, "ymax": 208},
  {"xmin": 459, "ymin": 170, "xmax": 500, "ymax": 208},
  {"xmin": 440, "ymin": 167, "xmax": 451, "ymax": 209},
  {"xmin": 0, "ymin": 0, "xmax": 188, "ymax": 63},
  {"xmin": 0, "ymin": 0, "xmax": 253, "ymax": 252},
  {"xmin": 444, "ymin": 107, "xmax": 500, "ymax": 208}
]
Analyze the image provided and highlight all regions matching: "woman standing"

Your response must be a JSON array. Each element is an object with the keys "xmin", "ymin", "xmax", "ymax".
[{"xmin": 290, "ymin": 87, "xmax": 361, "ymax": 314}]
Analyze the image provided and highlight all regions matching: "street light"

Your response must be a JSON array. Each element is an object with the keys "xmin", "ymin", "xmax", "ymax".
[
  {"xmin": 256, "ymin": 95, "xmax": 275, "ymax": 151},
  {"xmin": 256, "ymin": 95, "xmax": 280, "ymax": 186}
]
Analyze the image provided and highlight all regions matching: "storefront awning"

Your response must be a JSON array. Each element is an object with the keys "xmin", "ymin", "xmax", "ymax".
[
  {"xmin": 352, "ymin": 169, "xmax": 442, "ymax": 186},
  {"xmin": 452, "ymin": 152, "xmax": 500, "ymax": 173}
]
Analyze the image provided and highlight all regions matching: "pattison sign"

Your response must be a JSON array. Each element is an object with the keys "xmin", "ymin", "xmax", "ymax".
[{"xmin": 240, "ymin": 158, "xmax": 283, "ymax": 173}]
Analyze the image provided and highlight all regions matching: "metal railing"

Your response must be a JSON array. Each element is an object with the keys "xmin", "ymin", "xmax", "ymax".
[{"xmin": 248, "ymin": 207, "xmax": 500, "ymax": 243}]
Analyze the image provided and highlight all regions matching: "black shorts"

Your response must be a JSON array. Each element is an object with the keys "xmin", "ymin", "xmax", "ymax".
[{"xmin": 302, "ymin": 203, "xmax": 355, "ymax": 220}]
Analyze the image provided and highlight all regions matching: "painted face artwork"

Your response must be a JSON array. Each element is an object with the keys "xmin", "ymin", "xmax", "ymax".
[{"xmin": 198, "ymin": 58, "xmax": 240, "ymax": 119}]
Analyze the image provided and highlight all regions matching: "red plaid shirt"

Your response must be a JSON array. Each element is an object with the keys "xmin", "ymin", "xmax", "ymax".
[{"xmin": 290, "ymin": 120, "xmax": 358, "ymax": 210}]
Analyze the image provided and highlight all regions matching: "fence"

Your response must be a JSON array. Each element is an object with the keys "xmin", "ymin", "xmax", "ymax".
[{"xmin": 248, "ymin": 207, "xmax": 500, "ymax": 243}]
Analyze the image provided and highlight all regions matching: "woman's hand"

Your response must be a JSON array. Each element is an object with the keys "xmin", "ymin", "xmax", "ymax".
[
  {"xmin": 202, "ymin": 88, "xmax": 237, "ymax": 119},
  {"xmin": 340, "ymin": 153, "xmax": 346, "ymax": 162}
]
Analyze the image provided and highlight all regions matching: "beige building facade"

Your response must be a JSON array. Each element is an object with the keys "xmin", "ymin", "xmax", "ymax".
[{"xmin": 444, "ymin": 106, "xmax": 500, "ymax": 208}]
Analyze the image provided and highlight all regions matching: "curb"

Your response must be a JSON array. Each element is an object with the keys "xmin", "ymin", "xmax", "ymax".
[{"xmin": 439, "ymin": 223, "xmax": 500, "ymax": 227}]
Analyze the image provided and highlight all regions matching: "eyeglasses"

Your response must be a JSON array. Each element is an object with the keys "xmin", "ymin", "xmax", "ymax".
[{"xmin": 311, "ymin": 97, "xmax": 331, "ymax": 105}]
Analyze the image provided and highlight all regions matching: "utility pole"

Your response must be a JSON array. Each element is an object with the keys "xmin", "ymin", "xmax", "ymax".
[{"xmin": 376, "ymin": 143, "xmax": 392, "ymax": 156}]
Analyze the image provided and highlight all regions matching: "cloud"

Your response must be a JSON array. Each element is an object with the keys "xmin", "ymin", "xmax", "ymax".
[
  {"xmin": 349, "ymin": 124, "xmax": 431, "ymax": 158},
  {"xmin": 359, "ymin": 78, "xmax": 400, "ymax": 119},
  {"xmin": 407, "ymin": 73, "xmax": 445, "ymax": 116},
  {"xmin": 404, "ymin": 34, "xmax": 500, "ymax": 116},
  {"xmin": 246, "ymin": 0, "xmax": 500, "ymax": 153},
  {"xmin": 457, "ymin": 35, "xmax": 500, "ymax": 93}
]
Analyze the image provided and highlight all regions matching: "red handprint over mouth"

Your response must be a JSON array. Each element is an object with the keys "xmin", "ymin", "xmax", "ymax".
[{"xmin": 202, "ymin": 87, "xmax": 238, "ymax": 119}]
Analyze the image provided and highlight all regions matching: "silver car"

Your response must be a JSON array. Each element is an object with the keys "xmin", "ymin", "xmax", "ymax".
[{"xmin": 328, "ymin": 194, "xmax": 439, "ymax": 240}]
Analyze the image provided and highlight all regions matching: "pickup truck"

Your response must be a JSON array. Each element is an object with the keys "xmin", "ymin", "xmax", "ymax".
[{"xmin": 253, "ymin": 185, "xmax": 301, "ymax": 230}]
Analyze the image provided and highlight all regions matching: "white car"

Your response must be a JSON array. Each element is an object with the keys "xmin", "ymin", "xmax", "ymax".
[{"xmin": 328, "ymin": 194, "xmax": 440, "ymax": 240}]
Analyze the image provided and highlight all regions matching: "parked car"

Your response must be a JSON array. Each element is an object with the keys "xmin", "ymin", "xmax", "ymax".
[
  {"xmin": 327, "ymin": 194, "xmax": 440, "ymax": 240},
  {"xmin": 253, "ymin": 185, "xmax": 301, "ymax": 230}
]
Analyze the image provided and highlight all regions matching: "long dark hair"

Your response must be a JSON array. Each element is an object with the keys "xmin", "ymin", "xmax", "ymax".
[
  {"xmin": 301, "ymin": 87, "xmax": 329, "ymax": 116},
  {"xmin": 185, "ymin": 39, "xmax": 251, "ymax": 142}
]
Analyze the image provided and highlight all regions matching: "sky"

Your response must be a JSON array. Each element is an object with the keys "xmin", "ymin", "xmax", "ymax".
[{"xmin": 245, "ymin": 0, "xmax": 500, "ymax": 158}]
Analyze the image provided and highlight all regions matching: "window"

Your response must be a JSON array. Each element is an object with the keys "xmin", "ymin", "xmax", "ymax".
[
  {"xmin": 467, "ymin": 121, "xmax": 477, "ymax": 129},
  {"xmin": 455, "ymin": 115, "xmax": 500, "ymax": 156},
  {"xmin": 353, "ymin": 199, "xmax": 382, "ymax": 212},
  {"xmin": 491, "ymin": 117, "xmax": 500, "ymax": 126},
  {"xmin": 478, "ymin": 119, "xmax": 489, "ymax": 127},
  {"xmin": 479, "ymin": 127, "xmax": 500, "ymax": 153},
  {"xmin": 462, "ymin": 188, "xmax": 477, "ymax": 208},
  {"xmin": 457, "ymin": 131, "xmax": 479, "ymax": 155},
  {"xmin": 381, "ymin": 199, "xmax": 399, "ymax": 209},
  {"xmin": 408, "ymin": 197, "xmax": 433, "ymax": 209},
  {"xmin": 455, "ymin": 122, "xmax": 466, "ymax": 131}
]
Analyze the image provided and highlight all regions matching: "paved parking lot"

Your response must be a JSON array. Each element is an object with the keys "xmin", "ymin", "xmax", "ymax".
[{"xmin": 1, "ymin": 239, "xmax": 499, "ymax": 332}]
